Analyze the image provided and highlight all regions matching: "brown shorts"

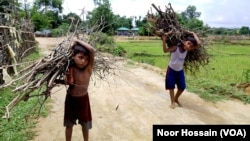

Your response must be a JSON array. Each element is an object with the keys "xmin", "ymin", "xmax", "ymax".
[{"xmin": 64, "ymin": 93, "xmax": 92, "ymax": 129}]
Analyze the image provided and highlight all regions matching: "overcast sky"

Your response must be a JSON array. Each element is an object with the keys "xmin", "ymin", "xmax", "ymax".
[{"xmin": 28, "ymin": 0, "xmax": 250, "ymax": 28}]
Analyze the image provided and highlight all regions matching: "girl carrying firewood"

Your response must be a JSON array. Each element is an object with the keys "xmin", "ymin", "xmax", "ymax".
[
  {"xmin": 161, "ymin": 31, "xmax": 201, "ymax": 109},
  {"xmin": 55, "ymin": 39, "xmax": 95, "ymax": 141}
]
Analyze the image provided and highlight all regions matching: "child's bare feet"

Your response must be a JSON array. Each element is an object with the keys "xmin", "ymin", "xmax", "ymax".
[
  {"xmin": 175, "ymin": 100, "xmax": 182, "ymax": 107},
  {"xmin": 169, "ymin": 103, "xmax": 175, "ymax": 109}
]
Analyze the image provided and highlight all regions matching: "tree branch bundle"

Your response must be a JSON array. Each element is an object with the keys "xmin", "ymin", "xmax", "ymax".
[
  {"xmin": 147, "ymin": 3, "xmax": 188, "ymax": 47},
  {"xmin": 1, "ymin": 33, "xmax": 117, "ymax": 118},
  {"xmin": 0, "ymin": 11, "xmax": 120, "ymax": 118},
  {"xmin": 147, "ymin": 3, "xmax": 209, "ymax": 74}
]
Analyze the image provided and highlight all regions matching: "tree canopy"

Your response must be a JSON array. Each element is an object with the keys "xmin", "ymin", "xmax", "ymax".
[{"xmin": 15, "ymin": 0, "xmax": 250, "ymax": 35}]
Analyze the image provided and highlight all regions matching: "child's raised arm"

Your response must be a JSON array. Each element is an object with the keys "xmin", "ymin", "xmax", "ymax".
[
  {"xmin": 73, "ymin": 39, "xmax": 95, "ymax": 67},
  {"xmin": 188, "ymin": 31, "xmax": 201, "ymax": 48},
  {"xmin": 161, "ymin": 34, "xmax": 177, "ymax": 53}
]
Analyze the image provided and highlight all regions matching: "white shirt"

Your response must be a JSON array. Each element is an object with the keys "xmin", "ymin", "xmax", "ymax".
[{"xmin": 168, "ymin": 46, "xmax": 187, "ymax": 71}]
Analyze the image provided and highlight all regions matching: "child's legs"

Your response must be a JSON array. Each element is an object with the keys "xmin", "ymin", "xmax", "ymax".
[
  {"xmin": 65, "ymin": 126, "xmax": 73, "ymax": 141},
  {"xmin": 174, "ymin": 89, "xmax": 184, "ymax": 107},
  {"xmin": 175, "ymin": 70, "xmax": 186, "ymax": 106},
  {"xmin": 176, "ymin": 69, "xmax": 186, "ymax": 90},
  {"xmin": 82, "ymin": 126, "xmax": 89, "ymax": 141},
  {"xmin": 169, "ymin": 89, "xmax": 175, "ymax": 109},
  {"xmin": 165, "ymin": 67, "xmax": 175, "ymax": 90},
  {"xmin": 165, "ymin": 67, "xmax": 177, "ymax": 109}
]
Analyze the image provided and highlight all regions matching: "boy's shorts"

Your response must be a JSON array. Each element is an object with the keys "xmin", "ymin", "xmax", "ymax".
[
  {"xmin": 165, "ymin": 66, "xmax": 186, "ymax": 90},
  {"xmin": 64, "ymin": 93, "xmax": 92, "ymax": 129}
]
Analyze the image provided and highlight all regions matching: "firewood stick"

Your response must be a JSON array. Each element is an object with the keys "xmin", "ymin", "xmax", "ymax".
[
  {"xmin": 48, "ymin": 69, "xmax": 61, "ymax": 87},
  {"xmin": 3, "ymin": 94, "xmax": 22, "ymax": 118},
  {"xmin": 32, "ymin": 68, "xmax": 57, "ymax": 88}
]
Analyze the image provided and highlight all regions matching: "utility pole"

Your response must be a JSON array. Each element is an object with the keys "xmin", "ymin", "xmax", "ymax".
[
  {"xmin": 77, "ymin": 7, "xmax": 87, "ymax": 39},
  {"xmin": 78, "ymin": 7, "xmax": 85, "ymax": 21}
]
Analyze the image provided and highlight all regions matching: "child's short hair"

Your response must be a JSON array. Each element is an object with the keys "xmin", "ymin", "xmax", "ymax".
[
  {"xmin": 186, "ymin": 36, "xmax": 197, "ymax": 46},
  {"xmin": 72, "ymin": 44, "xmax": 89, "ymax": 56}
]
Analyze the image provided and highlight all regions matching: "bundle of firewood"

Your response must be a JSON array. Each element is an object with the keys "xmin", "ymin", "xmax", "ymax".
[
  {"xmin": 1, "ymin": 34, "xmax": 116, "ymax": 118},
  {"xmin": 147, "ymin": 3, "xmax": 190, "ymax": 47},
  {"xmin": 0, "ymin": 14, "xmax": 119, "ymax": 119},
  {"xmin": 147, "ymin": 3, "xmax": 209, "ymax": 73}
]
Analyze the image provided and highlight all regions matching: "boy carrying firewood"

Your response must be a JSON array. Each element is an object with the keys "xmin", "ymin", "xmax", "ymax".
[
  {"xmin": 161, "ymin": 31, "xmax": 201, "ymax": 109},
  {"xmin": 55, "ymin": 39, "xmax": 95, "ymax": 141},
  {"xmin": 148, "ymin": 3, "xmax": 208, "ymax": 109}
]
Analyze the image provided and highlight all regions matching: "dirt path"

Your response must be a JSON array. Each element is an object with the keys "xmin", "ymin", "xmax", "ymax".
[{"xmin": 32, "ymin": 37, "xmax": 250, "ymax": 141}]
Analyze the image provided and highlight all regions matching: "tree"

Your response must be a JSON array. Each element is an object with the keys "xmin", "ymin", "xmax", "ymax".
[
  {"xmin": 30, "ymin": 5, "xmax": 52, "ymax": 31},
  {"xmin": 239, "ymin": 26, "xmax": 250, "ymax": 35},
  {"xmin": 213, "ymin": 27, "xmax": 227, "ymax": 35},
  {"xmin": 140, "ymin": 17, "xmax": 153, "ymax": 36},
  {"xmin": 113, "ymin": 15, "xmax": 131, "ymax": 28},
  {"xmin": 87, "ymin": 0, "xmax": 115, "ymax": 35},
  {"xmin": 181, "ymin": 5, "xmax": 201, "ymax": 20},
  {"xmin": 135, "ymin": 16, "xmax": 143, "ymax": 27},
  {"xmin": 185, "ymin": 18, "xmax": 204, "ymax": 31},
  {"xmin": 30, "ymin": 0, "xmax": 64, "ymax": 30},
  {"xmin": 178, "ymin": 5, "xmax": 203, "ymax": 31},
  {"xmin": 62, "ymin": 12, "xmax": 82, "ymax": 24},
  {"xmin": 34, "ymin": 0, "xmax": 63, "ymax": 13}
]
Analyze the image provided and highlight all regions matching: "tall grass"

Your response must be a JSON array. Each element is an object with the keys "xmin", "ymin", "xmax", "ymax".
[
  {"xmin": 117, "ymin": 40, "xmax": 250, "ymax": 103},
  {"xmin": 191, "ymin": 44, "xmax": 250, "ymax": 85}
]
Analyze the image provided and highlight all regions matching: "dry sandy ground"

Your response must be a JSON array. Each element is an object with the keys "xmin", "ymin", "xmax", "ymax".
[{"xmin": 31, "ymin": 37, "xmax": 250, "ymax": 141}]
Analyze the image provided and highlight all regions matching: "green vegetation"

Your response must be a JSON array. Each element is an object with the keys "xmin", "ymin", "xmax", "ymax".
[
  {"xmin": 117, "ymin": 39, "xmax": 250, "ymax": 104},
  {"xmin": 117, "ymin": 41, "xmax": 168, "ymax": 67},
  {"xmin": 17, "ymin": 0, "xmax": 250, "ymax": 36},
  {"xmin": 0, "ymin": 48, "xmax": 50, "ymax": 141}
]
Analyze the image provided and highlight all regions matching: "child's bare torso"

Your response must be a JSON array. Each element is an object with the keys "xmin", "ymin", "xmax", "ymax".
[{"xmin": 68, "ymin": 67, "xmax": 91, "ymax": 97}]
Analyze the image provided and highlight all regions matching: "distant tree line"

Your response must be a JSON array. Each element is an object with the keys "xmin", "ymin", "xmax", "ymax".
[{"xmin": 14, "ymin": 0, "xmax": 250, "ymax": 36}]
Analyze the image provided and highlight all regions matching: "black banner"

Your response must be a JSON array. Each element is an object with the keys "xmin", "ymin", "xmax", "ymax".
[{"xmin": 153, "ymin": 125, "xmax": 250, "ymax": 141}]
